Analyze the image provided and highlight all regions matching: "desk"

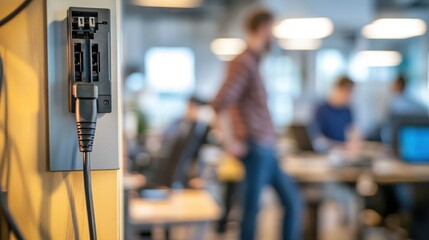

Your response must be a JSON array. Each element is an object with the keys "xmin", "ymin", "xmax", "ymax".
[
  {"xmin": 129, "ymin": 189, "xmax": 220, "ymax": 225},
  {"xmin": 124, "ymin": 173, "xmax": 146, "ymax": 190},
  {"xmin": 127, "ymin": 189, "xmax": 220, "ymax": 240},
  {"xmin": 282, "ymin": 152, "xmax": 429, "ymax": 240},
  {"xmin": 283, "ymin": 153, "xmax": 429, "ymax": 183}
]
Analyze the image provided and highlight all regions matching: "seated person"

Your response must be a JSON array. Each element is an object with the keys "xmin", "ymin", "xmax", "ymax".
[
  {"xmin": 162, "ymin": 96, "xmax": 206, "ymax": 146},
  {"xmin": 385, "ymin": 76, "xmax": 429, "ymax": 240},
  {"xmin": 150, "ymin": 96, "xmax": 211, "ymax": 188},
  {"xmin": 311, "ymin": 77, "xmax": 361, "ymax": 237},
  {"xmin": 311, "ymin": 76, "xmax": 356, "ymax": 151},
  {"xmin": 389, "ymin": 75, "xmax": 427, "ymax": 116},
  {"xmin": 381, "ymin": 75, "xmax": 428, "ymax": 144}
]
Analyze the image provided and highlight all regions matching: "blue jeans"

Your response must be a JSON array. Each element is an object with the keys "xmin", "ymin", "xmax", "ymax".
[{"xmin": 240, "ymin": 141, "xmax": 303, "ymax": 240}]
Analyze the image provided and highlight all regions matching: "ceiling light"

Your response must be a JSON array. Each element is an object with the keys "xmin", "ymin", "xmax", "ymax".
[
  {"xmin": 273, "ymin": 18, "xmax": 334, "ymax": 39},
  {"xmin": 210, "ymin": 38, "xmax": 247, "ymax": 61},
  {"xmin": 278, "ymin": 39, "xmax": 322, "ymax": 50},
  {"xmin": 362, "ymin": 18, "xmax": 426, "ymax": 39},
  {"xmin": 132, "ymin": 0, "xmax": 201, "ymax": 8},
  {"xmin": 354, "ymin": 51, "xmax": 402, "ymax": 67}
]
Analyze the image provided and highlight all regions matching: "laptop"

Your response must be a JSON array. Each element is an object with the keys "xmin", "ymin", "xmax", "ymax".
[{"xmin": 290, "ymin": 125, "xmax": 314, "ymax": 151}]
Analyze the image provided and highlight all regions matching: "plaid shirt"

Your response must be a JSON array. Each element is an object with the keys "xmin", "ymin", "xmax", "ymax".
[{"xmin": 212, "ymin": 49, "xmax": 276, "ymax": 147}]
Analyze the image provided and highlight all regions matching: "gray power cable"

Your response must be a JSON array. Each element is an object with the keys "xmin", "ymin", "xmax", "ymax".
[{"xmin": 73, "ymin": 82, "xmax": 98, "ymax": 240}]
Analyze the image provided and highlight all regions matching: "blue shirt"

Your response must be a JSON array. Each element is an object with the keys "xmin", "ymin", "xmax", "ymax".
[
  {"xmin": 389, "ymin": 94, "xmax": 428, "ymax": 116},
  {"xmin": 313, "ymin": 102, "xmax": 353, "ymax": 142}
]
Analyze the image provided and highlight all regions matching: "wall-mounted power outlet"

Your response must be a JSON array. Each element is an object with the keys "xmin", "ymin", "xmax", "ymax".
[
  {"xmin": 67, "ymin": 8, "xmax": 111, "ymax": 113},
  {"xmin": 46, "ymin": 5, "xmax": 119, "ymax": 172}
]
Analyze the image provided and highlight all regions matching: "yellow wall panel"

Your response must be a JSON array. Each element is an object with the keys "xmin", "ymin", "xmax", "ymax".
[{"xmin": 0, "ymin": 0, "xmax": 121, "ymax": 239}]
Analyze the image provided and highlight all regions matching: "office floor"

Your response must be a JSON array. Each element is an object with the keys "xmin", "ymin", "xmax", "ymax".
[{"xmin": 206, "ymin": 189, "xmax": 356, "ymax": 240}]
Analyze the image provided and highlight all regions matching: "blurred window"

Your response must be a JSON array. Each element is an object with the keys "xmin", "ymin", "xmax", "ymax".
[
  {"xmin": 262, "ymin": 55, "xmax": 300, "ymax": 128},
  {"xmin": 145, "ymin": 47, "xmax": 195, "ymax": 93},
  {"xmin": 316, "ymin": 49, "xmax": 346, "ymax": 95},
  {"xmin": 142, "ymin": 47, "xmax": 196, "ymax": 129}
]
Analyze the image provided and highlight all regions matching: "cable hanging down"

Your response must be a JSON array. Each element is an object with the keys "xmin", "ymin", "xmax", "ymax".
[
  {"xmin": 0, "ymin": 0, "xmax": 32, "ymax": 27},
  {"xmin": 83, "ymin": 152, "xmax": 96, "ymax": 240},
  {"xmin": 73, "ymin": 82, "xmax": 98, "ymax": 240},
  {"xmin": 0, "ymin": 190, "xmax": 24, "ymax": 240}
]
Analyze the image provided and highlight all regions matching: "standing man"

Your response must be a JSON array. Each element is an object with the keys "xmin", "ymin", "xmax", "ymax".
[{"xmin": 212, "ymin": 8, "xmax": 302, "ymax": 240}]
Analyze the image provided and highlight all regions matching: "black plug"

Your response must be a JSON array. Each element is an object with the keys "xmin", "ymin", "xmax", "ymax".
[{"xmin": 73, "ymin": 82, "xmax": 98, "ymax": 152}]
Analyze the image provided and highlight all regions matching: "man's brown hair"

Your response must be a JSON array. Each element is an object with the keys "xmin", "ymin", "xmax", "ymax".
[
  {"xmin": 244, "ymin": 8, "xmax": 274, "ymax": 34},
  {"xmin": 335, "ymin": 76, "xmax": 355, "ymax": 90},
  {"xmin": 395, "ymin": 75, "xmax": 406, "ymax": 92}
]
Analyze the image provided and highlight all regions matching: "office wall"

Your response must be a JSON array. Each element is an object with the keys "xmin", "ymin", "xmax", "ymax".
[
  {"xmin": 123, "ymin": 0, "xmax": 374, "ymax": 101},
  {"xmin": 264, "ymin": 0, "xmax": 374, "ymax": 29},
  {"xmin": 123, "ymin": 14, "xmax": 226, "ymax": 99},
  {"xmin": 0, "ymin": 0, "xmax": 122, "ymax": 239}
]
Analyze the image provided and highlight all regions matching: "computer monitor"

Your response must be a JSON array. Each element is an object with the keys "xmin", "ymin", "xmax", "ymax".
[
  {"xmin": 390, "ymin": 114, "xmax": 429, "ymax": 156},
  {"xmin": 392, "ymin": 114, "xmax": 429, "ymax": 163},
  {"xmin": 398, "ymin": 125, "xmax": 429, "ymax": 163}
]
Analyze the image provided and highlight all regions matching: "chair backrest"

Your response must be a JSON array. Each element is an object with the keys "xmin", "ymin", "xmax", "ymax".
[{"xmin": 153, "ymin": 120, "xmax": 209, "ymax": 187}]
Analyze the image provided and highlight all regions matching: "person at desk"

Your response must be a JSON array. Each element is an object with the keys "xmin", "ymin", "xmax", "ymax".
[
  {"xmin": 384, "ymin": 76, "xmax": 429, "ymax": 240},
  {"xmin": 160, "ymin": 96, "xmax": 205, "ymax": 162},
  {"xmin": 311, "ymin": 76, "xmax": 356, "ymax": 151},
  {"xmin": 389, "ymin": 75, "xmax": 427, "ymax": 116},
  {"xmin": 158, "ymin": 96, "xmax": 210, "ymax": 188},
  {"xmin": 311, "ymin": 76, "xmax": 360, "ymax": 236},
  {"xmin": 381, "ymin": 75, "xmax": 428, "ymax": 145},
  {"xmin": 212, "ymin": 8, "xmax": 302, "ymax": 240},
  {"xmin": 162, "ymin": 96, "xmax": 205, "ymax": 143}
]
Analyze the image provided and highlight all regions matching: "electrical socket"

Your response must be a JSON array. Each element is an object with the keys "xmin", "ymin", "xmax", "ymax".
[
  {"xmin": 68, "ymin": 7, "xmax": 112, "ymax": 114},
  {"xmin": 47, "ymin": 6, "xmax": 119, "ymax": 171}
]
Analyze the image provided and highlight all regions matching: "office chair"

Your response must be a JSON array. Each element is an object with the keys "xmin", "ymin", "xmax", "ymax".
[{"xmin": 153, "ymin": 120, "xmax": 210, "ymax": 188}]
